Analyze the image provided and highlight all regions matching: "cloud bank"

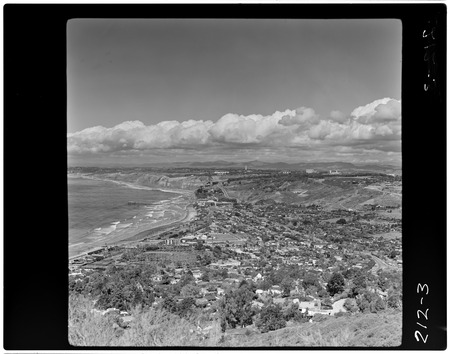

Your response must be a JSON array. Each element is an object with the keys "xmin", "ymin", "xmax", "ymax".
[{"xmin": 68, "ymin": 98, "xmax": 401, "ymax": 163}]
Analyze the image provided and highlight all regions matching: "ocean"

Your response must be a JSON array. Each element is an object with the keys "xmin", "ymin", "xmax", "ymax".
[{"xmin": 68, "ymin": 175, "xmax": 180, "ymax": 248}]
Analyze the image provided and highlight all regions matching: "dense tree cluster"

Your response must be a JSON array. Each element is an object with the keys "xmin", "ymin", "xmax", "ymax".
[
  {"xmin": 219, "ymin": 281, "xmax": 257, "ymax": 332},
  {"xmin": 255, "ymin": 304, "xmax": 286, "ymax": 333},
  {"xmin": 326, "ymin": 272, "xmax": 345, "ymax": 296}
]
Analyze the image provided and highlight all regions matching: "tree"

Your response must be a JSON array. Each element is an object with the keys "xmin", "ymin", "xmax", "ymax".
[
  {"xmin": 180, "ymin": 284, "xmax": 200, "ymax": 298},
  {"xmin": 387, "ymin": 292, "xmax": 402, "ymax": 309},
  {"xmin": 256, "ymin": 304, "xmax": 286, "ymax": 333},
  {"xmin": 317, "ymin": 289, "xmax": 329, "ymax": 298},
  {"xmin": 259, "ymin": 279, "xmax": 273, "ymax": 291},
  {"xmin": 283, "ymin": 303, "xmax": 308, "ymax": 323},
  {"xmin": 200, "ymin": 272, "xmax": 210, "ymax": 282},
  {"xmin": 280, "ymin": 278, "xmax": 293, "ymax": 297},
  {"xmin": 213, "ymin": 246, "xmax": 222, "ymax": 258},
  {"xmin": 160, "ymin": 273, "xmax": 171, "ymax": 285},
  {"xmin": 162, "ymin": 296, "xmax": 178, "ymax": 314},
  {"xmin": 305, "ymin": 285, "xmax": 319, "ymax": 298},
  {"xmin": 388, "ymin": 250, "xmax": 398, "ymax": 259},
  {"xmin": 356, "ymin": 297, "xmax": 370, "ymax": 313},
  {"xmin": 176, "ymin": 297, "xmax": 196, "ymax": 317},
  {"xmin": 370, "ymin": 297, "xmax": 386, "ymax": 313},
  {"xmin": 350, "ymin": 274, "xmax": 367, "ymax": 297},
  {"xmin": 327, "ymin": 272, "xmax": 345, "ymax": 296},
  {"xmin": 343, "ymin": 298, "xmax": 359, "ymax": 313},
  {"xmin": 178, "ymin": 271, "xmax": 195, "ymax": 287},
  {"xmin": 201, "ymin": 254, "xmax": 212, "ymax": 266},
  {"xmin": 220, "ymin": 268, "xmax": 228, "ymax": 279},
  {"xmin": 194, "ymin": 241, "xmax": 204, "ymax": 251},
  {"xmin": 219, "ymin": 285, "xmax": 256, "ymax": 331},
  {"xmin": 321, "ymin": 297, "xmax": 333, "ymax": 309},
  {"xmin": 302, "ymin": 273, "xmax": 320, "ymax": 290},
  {"xmin": 97, "ymin": 282, "xmax": 142, "ymax": 311}
]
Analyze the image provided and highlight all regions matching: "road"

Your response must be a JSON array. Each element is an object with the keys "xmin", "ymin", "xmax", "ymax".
[
  {"xmin": 362, "ymin": 252, "xmax": 392, "ymax": 271},
  {"xmin": 331, "ymin": 298, "xmax": 347, "ymax": 314},
  {"xmin": 218, "ymin": 183, "xmax": 230, "ymax": 198}
]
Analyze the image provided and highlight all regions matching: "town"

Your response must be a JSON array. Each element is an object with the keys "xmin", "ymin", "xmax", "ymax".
[{"xmin": 69, "ymin": 167, "xmax": 402, "ymax": 342}]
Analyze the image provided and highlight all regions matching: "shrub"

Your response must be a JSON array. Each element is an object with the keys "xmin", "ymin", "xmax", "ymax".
[
  {"xmin": 256, "ymin": 304, "xmax": 286, "ymax": 333},
  {"xmin": 327, "ymin": 272, "xmax": 345, "ymax": 296},
  {"xmin": 219, "ymin": 284, "xmax": 256, "ymax": 331},
  {"xmin": 343, "ymin": 298, "xmax": 359, "ymax": 313},
  {"xmin": 69, "ymin": 294, "xmax": 122, "ymax": 346},
  {"xmin": 69, "ymin": 294, "xmax": 222, "ymax": 346}
]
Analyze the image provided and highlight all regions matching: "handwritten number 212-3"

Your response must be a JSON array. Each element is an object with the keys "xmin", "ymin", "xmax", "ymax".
[{"xmin": 415, "ymin": 283, "xmax": 429, "ymax": 343}]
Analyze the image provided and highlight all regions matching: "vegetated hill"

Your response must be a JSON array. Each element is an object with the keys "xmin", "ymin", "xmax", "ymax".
[
  {"xmin": 69, "ymin": 293, "xmax": 401, "ymax": 347},
  {"xmin": 226, "ymin": 177, "xmax": 401, "ymax": 210},
  {"xmin": 224, "ymin": 310, "xmax": 402, "ymax": 347}
]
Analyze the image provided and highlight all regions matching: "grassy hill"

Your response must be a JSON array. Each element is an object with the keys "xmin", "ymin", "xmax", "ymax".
[
  {"xmin": 69, "ymin": 295, "xmax": 401, "ymax": 347},
  {"xmin": 226, "ymin": 176, "xmax": 401, "ymax": 211},
  {"xmin": 222, "ymin": 310, "xmax": 402, "ymax": 347}
]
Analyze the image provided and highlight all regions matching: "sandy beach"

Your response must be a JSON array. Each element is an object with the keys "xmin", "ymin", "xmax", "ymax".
[{"xmin": 68, "ymin": 175, "xmax": 196, "ymax": 259}]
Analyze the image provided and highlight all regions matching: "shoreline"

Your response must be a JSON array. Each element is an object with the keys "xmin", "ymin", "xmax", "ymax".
[
  {"xmin": 68, "ymin": 173, "xmax": 196, "ymax": 259},
  {"xmin": 69, "ymin": 173, "xmax": 192, "ymax": 196}
]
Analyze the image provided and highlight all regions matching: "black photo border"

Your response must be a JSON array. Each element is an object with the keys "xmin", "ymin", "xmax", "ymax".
[{"xmin": 3, "ymin": 3, "xmax": 446, "ymax": 350}]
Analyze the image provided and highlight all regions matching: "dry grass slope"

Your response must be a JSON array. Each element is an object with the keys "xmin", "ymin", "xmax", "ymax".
[
  {"xmin": 225, "ymin": 310, "xmax": 402, "ymax": 347},
  {"xmin": 69, "ymin": 296, "xmax": 401, "ymax": 347}
]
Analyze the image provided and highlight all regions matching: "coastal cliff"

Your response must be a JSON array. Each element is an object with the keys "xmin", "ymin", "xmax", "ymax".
[{"xmin": 83, "ymin": 171, "xmax": 207, "ymax": 191}]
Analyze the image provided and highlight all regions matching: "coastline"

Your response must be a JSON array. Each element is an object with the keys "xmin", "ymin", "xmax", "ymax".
[
  {"xmin": 68, "ymin": 173, "xmax": 196, "ymax": 259},
  {"xmin": 69, "ymin": 173, "xmax": 191, "ymax": 195}
]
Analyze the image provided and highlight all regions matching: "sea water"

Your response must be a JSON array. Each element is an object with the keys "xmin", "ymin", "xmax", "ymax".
[{"xmin": 68, "ymin": 176, "xmax": 179, "ymax": 246}]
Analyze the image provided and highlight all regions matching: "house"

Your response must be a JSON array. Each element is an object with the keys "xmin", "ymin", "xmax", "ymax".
[
  {"xmin": 252, "ymin": 300, "xmax": 265, "ymax": 309},
  {"xmin": 308, "ymin": 308, "xmax": 333, "ymax": 316},
  {"xmin": 269, "ymin": 285, "xmax": 282, "ymax": 296},
  {"xmin": 273, "ymin": 298, "xmax": 286, "ymax": 305},
  {"xmin": 195, "ymin": 298, "xmax": 209, "ymax": 307},
  {"xmin": 253, "ymin": 273, "xmax": 263, "ymax": 282},
  {"xmin": 192, "ymin": 269, "xmax": 203, "ymax": 280},
  {"xmin": 296, "ymin": 300, "xmax": 321, "ymax": 313},
  {"xmin": 152, "ymin": 274, "xmax": 162, "ymax": 282}
]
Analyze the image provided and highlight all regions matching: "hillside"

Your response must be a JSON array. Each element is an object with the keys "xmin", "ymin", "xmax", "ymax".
[
  {"xmin": 223, "ymin": 310, "xmax": 402, "ymax": 347},
  {"xmin": 80, "ymin": 171, "xmax": 208, "ymax": 191},
  {"xmin": 226, "ymin": 175, "xmax": 401, "ymax": 211},
  {"xmin": 69, "ymin": 295, "xmax": 402, "ymax": 347}
]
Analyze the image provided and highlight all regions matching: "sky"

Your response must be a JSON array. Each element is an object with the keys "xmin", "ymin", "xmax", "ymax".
[{"xmin": 67, "ymin": 19, "xmax": 402, "ymax": 166}]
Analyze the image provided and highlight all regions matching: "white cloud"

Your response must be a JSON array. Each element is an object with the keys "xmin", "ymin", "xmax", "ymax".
[
  {"xmin": 68, "ymin": 98, "xmax": 401, "ymax": 159},
  {"xmin": 278, "ymin": 107, "xmax": 319, "ymax": 126},
  {"xmin": 351, "ymin": 97, "xmax": 401, "ymax": 124},
  {"xmin": 329, "ymin": 110, "xmax": 348, "ymax": 123}
]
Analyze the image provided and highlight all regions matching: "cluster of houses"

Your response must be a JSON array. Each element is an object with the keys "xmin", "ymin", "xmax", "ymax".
[{"xmin": 70, "ymin": 173, "xmax": 402, "ymax": 324}]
